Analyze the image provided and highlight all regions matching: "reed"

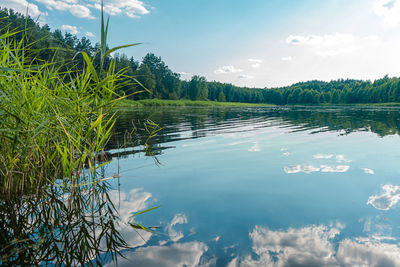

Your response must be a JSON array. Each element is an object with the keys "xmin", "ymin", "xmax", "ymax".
[
  {"xmin": 0, "ymin": 0, "xmax": 143, "ymax": 195},
  {"xmin": 0, "ymin": 4, "xmax": 159, "ymax": 265}
]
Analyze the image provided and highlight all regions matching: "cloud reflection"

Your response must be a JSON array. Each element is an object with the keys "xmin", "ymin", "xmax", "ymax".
[
  {"xmin": 320, "ymin": 165, "xmax": 350, "ymax": 173},
  {"xmin": 362, "ymin": 168, "xmax": 375, "ymax": 174},
  {"xmin": 313, "ymin": 153, "xmax": 334, "ymax": 159},
  {"xmin": 367, "ymin": 185, "xmax": 400, "ymax": 210},
  {"xmin": 107, "ymin": 188, "xmax": 154, "ymax": 247},
  {"xmin": 284, "ymin": 164, "xmax": 350, "ymax": 174},
  {"xmin": 248, "ymin": 142, "xmax": 261, "ymax": 152},
  {"xmin": 230, "ymin": 224, "xmax": 400, "ymax": 267},
  {"xmin": 109, "ymin": 242, "xmax": 208, "ymax": 267},
  {"xmin": 166, "ymin": 214, "xmax": 188, "ymax": 242},
  {"xmin": 284, "ymin": 164, "xmax": 320, "ymax": 174}
]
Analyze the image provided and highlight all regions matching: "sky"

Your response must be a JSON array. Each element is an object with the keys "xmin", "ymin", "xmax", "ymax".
[{"xmin": 3, "ymin": 0, "xmax": 400, "ymax": 88}]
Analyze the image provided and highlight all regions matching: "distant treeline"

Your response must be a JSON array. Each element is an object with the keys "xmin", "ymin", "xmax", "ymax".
[{"xmin": 2, "ymin": 8, "xmax": 400, "ymax": 105}]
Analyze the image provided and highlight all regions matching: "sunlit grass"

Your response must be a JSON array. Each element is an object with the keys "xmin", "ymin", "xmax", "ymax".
[{"xmin": 116, "ymin": 98, "xmax": 274, "ymax": 107}]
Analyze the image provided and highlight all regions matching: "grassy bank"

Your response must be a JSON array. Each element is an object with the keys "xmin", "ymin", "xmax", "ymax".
[
  {"xmin": 116, "ymin": 99, "xmax": 400, "ymax": 108},
  {"xmin": 116, "ymin": 98, "xmax": 275, "ymax": 108}
]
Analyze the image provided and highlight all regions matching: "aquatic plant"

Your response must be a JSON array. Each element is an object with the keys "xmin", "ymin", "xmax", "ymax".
[{"xmin": 0, "ymin": 3, "xmax": 157, "ymax": 265}]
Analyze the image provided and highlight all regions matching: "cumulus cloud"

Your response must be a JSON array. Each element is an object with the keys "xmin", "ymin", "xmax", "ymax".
[
  {"xmin": 35, "ymin": 0, "xmax": 95, "ymax": 18},
  {"xmin": 214, "ymin": 65, "xmax": 243, "ymax": 74},
  {"xmin": 61, "ymin": 24, "xmax": 79, "ymax": 34},
  {"xmin": 70, "ymin": 4, "xmax": 93, "ymax": 18},
  {"xmin": 373, "ymin": 0, "xmax": 400, "ymax": 28},
  {"xmin": 367, "ymin": 184, "xmax": 400, "ymax": 210},
  {"xmin": 231, "ymin": 224, "xmax": 400, "ymax": 267},
  {"xmin": 33, "ymin": 0, "xmax": 150, "ymax": 19},
  {"xmin": 238, "ymin": 74, "xmax": 254, "ymax": 79},
  {"xmin": 89, "ymin": 0, "xmax": 149, "ymax": 18},
  {"xmin": 2, "ymin": 0, "xmax": 45, "ymax": 17},
  {"xmin": 281, "ymin": 56, "xmax": 292, "ymax": 61},
  {"xmin": 85, "ymin": 31, "xmax": 95, "ymax": 37},
  {"xmin": 248, "ymin": 58, "xmax": 262, "ymax": 68}
]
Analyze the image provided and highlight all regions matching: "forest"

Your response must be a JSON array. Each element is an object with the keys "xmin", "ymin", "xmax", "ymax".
[{"xmin": 2, "ymin": 7, "xmax": 400, "ymax": 105}]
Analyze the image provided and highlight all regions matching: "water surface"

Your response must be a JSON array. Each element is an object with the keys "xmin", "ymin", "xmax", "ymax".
[{"xmin": 104, "ymin": 106, "xmax": 400, "ymax": 266}]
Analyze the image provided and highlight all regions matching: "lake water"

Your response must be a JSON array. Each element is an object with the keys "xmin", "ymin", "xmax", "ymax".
[{"xmin": 103, "ymin": 106, "xmax": 400, "ymax": 266}]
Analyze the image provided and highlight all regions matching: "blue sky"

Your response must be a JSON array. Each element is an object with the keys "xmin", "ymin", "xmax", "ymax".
[{"xmin": 3, "ymin": 0, "xmax": 400, "ymax": 87}]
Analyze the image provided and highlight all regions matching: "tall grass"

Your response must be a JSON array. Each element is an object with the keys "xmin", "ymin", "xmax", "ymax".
[
  {"xmin": 0, "ymin": 4, "xmax": 158, "ymax": 265},
  {"xmin": 0, "ymin": 0, "xmax": 144, "ymax": 194},
  {"xmin": 0, "ymin": 29, "xmax": 121, "ymax": 194}
]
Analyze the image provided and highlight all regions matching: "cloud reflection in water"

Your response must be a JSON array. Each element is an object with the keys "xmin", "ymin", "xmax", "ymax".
[
  {"xmin": 229, "ymin": 224, "xmax": 400, "ymax": 267},
  {"xmin": 284, "ymin": 164, "xmax": 350, "ymax": 174},
  {"xmin": 368, "ymin": 185, "xmax": 400, "ymax": 211}
]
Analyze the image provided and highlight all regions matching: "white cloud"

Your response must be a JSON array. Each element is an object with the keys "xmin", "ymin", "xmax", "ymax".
[
  {"xmin": 313, "ymin": 153, "xmax": 334, "ymax": 159},
  {"xmin": 285, "ymin": 33, "xmax": 380, "ymax": 58},
  {"xmin": 2, "ymin": 0, "xmax": 45, "ymax": 17},
  {"xmin": 90, "ymin": 0, "xmax": 149, "ymax": 18},
  {"xmin": 367, "ymin": 184, "xmax": 400, "ymax": 210},
  {"xmin": 286, "ymin": 33, "xmax": 356, "ymax": 47},
  {"xmin": 35, "ymin": 0, "xmax": 95, "ymax": 18},
  {"xmin": 373, "ymin": 0, "xmax": 400, "ymax": 28},
  {"xmin": 282, "ymin": 152, "xmax": 290, "ymax": 156},
  {"xmin": 70, "ymin": 4, "xmax": 93, "ymax": 18},
  {"xmin": 248, "ymin": 58, "xmax": 262, "ymax": 68},
  {"xmin": 61, "ymin": 24, "xmax": 79, "ymax": 34},
  {"xmin": 248, "ymin": 58, "xmax": 262, "ymax": 63},
  {"xmin": 315, "ymin": 46, "xmax": 360, "ymax": 57},
  {"xmin": 281, "ymin": 56, "xmax": 293, "ymax": 61},
  {"xmin": 238, "ymin": 74, "xmax": 254, "ymax": 79},
  {"xmin": 214, "ymin": 65, "xmax": 243, "ymax": 74},
  {"xmin": 85, "ymin": 31, "xmax": 95, "ymax": 37},
  {"xmin": 362, "ymin": 168, "xmax": 375, "ymax": 174}
]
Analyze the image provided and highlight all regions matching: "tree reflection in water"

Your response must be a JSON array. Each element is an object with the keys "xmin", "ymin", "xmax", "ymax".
[{"xmin": 0, "ymin": 175, "xmax": 145, "ymax": 266}]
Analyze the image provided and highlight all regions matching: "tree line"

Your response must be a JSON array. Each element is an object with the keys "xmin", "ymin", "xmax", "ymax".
[{"xmin": 2, "ymin": 7, "xmax": 400, "ymax": 105}]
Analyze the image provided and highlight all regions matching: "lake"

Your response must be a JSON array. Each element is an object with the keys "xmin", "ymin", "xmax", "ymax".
[{"xmin": 100, "ymin": 106, "xmax": 400, "ymax": 266}]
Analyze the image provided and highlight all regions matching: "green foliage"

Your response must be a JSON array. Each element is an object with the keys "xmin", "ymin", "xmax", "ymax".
[
  {"xmin": 0, "ymin": 4, "xmax": 158, "ymax": 266},
  {"xmin": 116, "ymin": 99, "xmax": 270, "ymax": 107},
  {"xmin": 3, "ymin": 7, "xmax": 400, "ymax": 108}
]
